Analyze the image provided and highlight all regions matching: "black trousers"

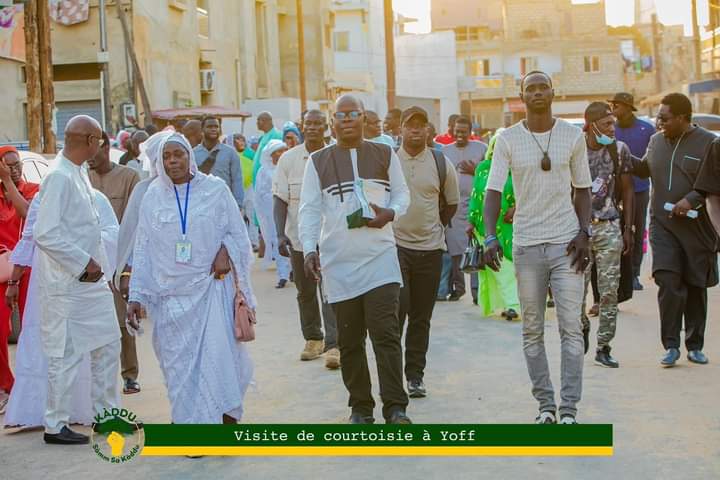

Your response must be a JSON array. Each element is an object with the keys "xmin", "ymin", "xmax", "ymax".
[
  {"xmin": 450, "ymin": 255, "xmax": 466, "ymax": 297},
  {"xmin": 654, "ymin": 270, "xmax": 707, "ymax": 351},
  {"xmin": 332, "ymin": 283, "xmax": 408, "ymax": 420},
  {"xmin": 290, "ymin": 249, "xmax": 337, "ymax": 349},
  {"xmin": 397, "ymin": 247, "xmax": 443, "ymax": 382},
  {"xmin": 633, "ymin": 190, "xmax": 650, "ymax": 277}
]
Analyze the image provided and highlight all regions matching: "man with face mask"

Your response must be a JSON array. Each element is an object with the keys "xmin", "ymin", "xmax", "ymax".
[{"xmin": 580, "ymin": 102, "xmax": 634, "ymax": 368}]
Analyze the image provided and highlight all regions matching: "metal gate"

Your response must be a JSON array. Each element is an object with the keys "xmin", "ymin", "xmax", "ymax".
[{"xmin": 55, "ymin": 100, "xmax": 102, "ymax": 140}]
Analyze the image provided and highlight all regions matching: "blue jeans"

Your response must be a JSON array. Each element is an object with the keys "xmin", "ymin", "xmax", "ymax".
[
  {"xmin": 437, "ymin": 252, "xmax": 452, "ymax": 299},
  {"xmin": 513, "ymin": 242, "xmax": 585, "ymax": 417}
]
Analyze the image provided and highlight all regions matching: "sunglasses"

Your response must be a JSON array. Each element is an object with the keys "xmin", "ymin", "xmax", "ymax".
[{"xmin": 334, "ymin": 111, "xmax": 362, "ymax": 120}]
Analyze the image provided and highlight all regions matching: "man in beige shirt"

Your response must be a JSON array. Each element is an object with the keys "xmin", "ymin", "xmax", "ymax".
[
  {"xmin": 394, "ymin": 106, "xmax": 460, "ymax": 399},
  {"xmin": 87, "ymin": 131, "xmax": 141, "ymax": 395},
  {"xmin": 273, "ymin": 110, "xmax": 339, "ymax": 370}
]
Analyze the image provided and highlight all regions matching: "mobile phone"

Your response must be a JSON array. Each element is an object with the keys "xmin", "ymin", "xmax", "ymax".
[{"xmin": 664, "ymin": 202, "xmax": 698, "ymax": 219}]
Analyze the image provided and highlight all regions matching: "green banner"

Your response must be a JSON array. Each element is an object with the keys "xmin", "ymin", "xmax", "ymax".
[{"xmin": 144, "ymin": 424, "xmax": 612, "ymax": 447}]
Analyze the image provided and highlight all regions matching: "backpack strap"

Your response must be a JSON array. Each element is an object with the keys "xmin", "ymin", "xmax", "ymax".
[
  {"xmin": 199, "ymin": 148, "xmax": 220, "ymax": 175},
  {"xmin": 430, "ymin": 148, "xmax": 447, "ymax": 202}
]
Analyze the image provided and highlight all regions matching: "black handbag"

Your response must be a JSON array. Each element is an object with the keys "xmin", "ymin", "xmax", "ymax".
[{"xmin": 460, "ymin": 237, "xmax": 484, "ymax": 273}]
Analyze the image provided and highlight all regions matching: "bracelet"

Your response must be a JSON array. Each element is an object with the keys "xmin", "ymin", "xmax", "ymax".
[
  {"xmin": 6, "ymin": 280, "xmax": 20, "ymax": 286},
  {"xmin": 120, "ymin": 272, "xmax": 132, "ymax": 278},
  {"xmin": 484, "ymin": 235, "xmax": 498, "ymax": 246}
]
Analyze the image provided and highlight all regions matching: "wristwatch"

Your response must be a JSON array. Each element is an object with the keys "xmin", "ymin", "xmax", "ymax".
[{"xmin": 580, "ymin": 225, "xmax": 593, "ymax": 238}]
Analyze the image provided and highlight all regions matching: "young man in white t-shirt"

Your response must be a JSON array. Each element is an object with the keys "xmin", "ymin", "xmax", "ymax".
[{"xmin": 484, "ymin": 71, "xmax": 593, "ymax": 425}]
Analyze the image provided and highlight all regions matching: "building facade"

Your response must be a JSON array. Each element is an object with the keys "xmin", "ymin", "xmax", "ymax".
[{"xmin": 432, "ymin": 0, "xmax": 626, "ymax": 129}]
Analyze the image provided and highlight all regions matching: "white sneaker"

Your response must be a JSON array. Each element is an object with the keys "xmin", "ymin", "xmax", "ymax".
[
  {"xmin": 559, "ymin": 415, "xmax": 577, "ymax": 424},
  {"xmin": 535, "ymin": 411, "xmax": 556, "ymax": 424}
]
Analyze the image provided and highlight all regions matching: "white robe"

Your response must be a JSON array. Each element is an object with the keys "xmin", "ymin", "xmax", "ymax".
[
  {"xmin": 33, "ymin": 153, "xmax": 120, "ymax": 358},
  {"xmin": 129, "ymin": 172, "xmax": 255, "ymax": 424},
  {"xmin": 4, "ymin": 191, "xmax": 119, "ymax": 428},
  {"xmin": 255, "ymin": 161, "xmax": 291, "ymax": 280}
]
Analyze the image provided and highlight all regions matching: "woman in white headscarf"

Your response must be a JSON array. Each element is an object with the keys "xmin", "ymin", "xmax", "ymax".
[
  {"xmin": 126, "ymin": 133, "xmax": 255, "ymax": 425},
  {"xmin": 4, "ymin": 190, "xmax": 119, "ymax": 429},
  {"xmin": 254, "ymin": 139, "xmax": 290, "ymax": 288}
]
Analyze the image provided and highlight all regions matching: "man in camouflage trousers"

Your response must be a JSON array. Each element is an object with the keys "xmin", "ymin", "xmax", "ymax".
[{"xmin": 581, "ymin": 103, "xmax": 635, "ymax": 368}]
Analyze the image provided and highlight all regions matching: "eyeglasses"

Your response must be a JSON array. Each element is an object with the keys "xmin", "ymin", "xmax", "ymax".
[
  {"xmin": 67, "ymin": 133, "xmax": 106, "ymax": 147},
  {"xmin": 334, "ymin": 111, "xmax": 362, "ymax": 120},
  {"xmin": 92, "ymin": 135, "xmax": 106, "ymax": 147}
]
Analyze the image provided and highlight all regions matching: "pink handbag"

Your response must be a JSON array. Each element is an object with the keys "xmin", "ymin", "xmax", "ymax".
[
  {"xmin": 0, "ymin": 246, "xmax": 13, "ymax": 284},
  {"xmin": 231, "ymin": 266, "xmax": 256, "ymax": 342}
]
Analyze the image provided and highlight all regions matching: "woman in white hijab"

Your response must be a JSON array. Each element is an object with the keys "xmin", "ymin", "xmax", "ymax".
[
  {"xmin": 254, "ymin": 139, "xmax": 290, "ymax": 288},
  {"xmin": 126, "ymin": 133, "xmax": 255, "ymax": 424},
  {"xmin": 4, "ymin": 191, "xmax": 119, "ymax": 429}
]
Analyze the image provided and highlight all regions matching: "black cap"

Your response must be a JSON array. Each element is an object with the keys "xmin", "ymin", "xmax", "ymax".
[
  {"xmin": 607, "ymin": 92, "xmax": 637, "ymax": 111},
  {"xmin": 401, "ymin": 106, "xmax": 429, "ymax": 125}
]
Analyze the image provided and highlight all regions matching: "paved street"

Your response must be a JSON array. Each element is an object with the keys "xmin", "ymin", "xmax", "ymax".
[{"xmin": 2, "ymin": 264, "xmax": 719, "ymax": 479}]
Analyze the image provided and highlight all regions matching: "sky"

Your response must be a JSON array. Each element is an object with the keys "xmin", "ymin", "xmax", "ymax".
[{"xmin": 394, "ymin": 0, "xmax": 711, "ymax": 36}]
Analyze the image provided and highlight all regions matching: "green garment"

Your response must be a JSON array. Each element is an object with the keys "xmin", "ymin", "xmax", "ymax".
[
  {"xmin": 468, "ymin": 131, "xmax": 519, "ymax": 316},
  {"xmin": 467, "ymin": 159, "xmax": 515, "ymax": 260},
  {"xmin": 240, "ymin": 151, "xmax": 254, "ymax": 190},
  {"xmin": 477, "ymin": 258, "xmax": 521, "ymax": 317},
  {"xmin": 252, "ymin": 128, "xmax": 283, "ymax": 186}
]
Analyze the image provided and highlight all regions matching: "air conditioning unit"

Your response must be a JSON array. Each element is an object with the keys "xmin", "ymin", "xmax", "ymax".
[{"xmin": 200, "ymin": 69, "xmax": 216, "ymax": 92}]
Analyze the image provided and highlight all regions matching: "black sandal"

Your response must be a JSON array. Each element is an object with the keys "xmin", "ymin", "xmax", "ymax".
[{"xmin": 123, "ymin": 379, "xmax": 141, "ymax": 395}]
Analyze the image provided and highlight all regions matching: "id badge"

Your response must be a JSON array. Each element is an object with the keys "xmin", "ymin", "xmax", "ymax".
[{"xmin": 175, "ymin": 241, "xmax": 192, "ymax": 264}]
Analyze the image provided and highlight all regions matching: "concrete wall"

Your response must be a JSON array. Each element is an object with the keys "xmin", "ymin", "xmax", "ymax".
[
  {"xmin": 431, "ymin": 0, "xmax": 504, "ymax": 31},
  {"xmin": 0, "ymin": 59, "xmax": 26, "ymax": 141},
  {"xmin": 396, "ymin": 31, "xmax": 459, "ymax": 128},
  {"xmin": 277, "ymin": 0, "xmax": 330, "ymax": 101}
]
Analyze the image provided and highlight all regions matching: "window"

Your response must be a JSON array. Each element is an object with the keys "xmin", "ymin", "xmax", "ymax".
[
  {"xmin": 334, "ymin": 31, "xmax": 350, "ymax": 52},
  {"xmin": 197, "ymin": 0, "xmax": 209, "ymax": 38},
  {"xmin": 454, "ymin": 26, "xmax": 480, "ymax": 42},
  {"xmin": 584, "ymin": 56, "xmax": 600, "ymax": 73},
  {"xmin": 168, "ymin": 0, "xmax": 188, "ymax": 11},
  {"xmin": 520, "ymin": 57, "xmax": 538, "ymax": 76},
  {"xmin": 465, "ymin": 59, "xmax": 490, "ymax": 77}
]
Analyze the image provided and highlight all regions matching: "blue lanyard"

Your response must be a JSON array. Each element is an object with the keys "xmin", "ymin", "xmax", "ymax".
[{"xmin": 173, "ymin": 181, "xmax": 190, "ymax": 238}]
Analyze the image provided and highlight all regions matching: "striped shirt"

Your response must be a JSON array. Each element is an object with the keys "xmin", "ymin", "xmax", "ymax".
[
  {"xmin": 487, "ymin": 119, "xmax": 592, "ymax": 247},
  {"xmin": 298, "ymin": 141, "xmax": 410, "ymax": 303}
]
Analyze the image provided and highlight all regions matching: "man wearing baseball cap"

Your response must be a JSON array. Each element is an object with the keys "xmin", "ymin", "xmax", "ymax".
[
  {"xmin": 394, "ymin": 107, "xmax": 460, "ymax": 399},
  {"xmin": 580, "ymin": 102, "xmax": 635, "ymax": 368},
  {"xmin": 608, "ymin": 92, "xmax": 655, "ymax": 291}
]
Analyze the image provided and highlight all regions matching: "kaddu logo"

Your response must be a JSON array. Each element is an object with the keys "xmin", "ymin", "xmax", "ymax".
[{"xmin": 90, "ymin": 408, "xmax": 144, "ymax": 464}]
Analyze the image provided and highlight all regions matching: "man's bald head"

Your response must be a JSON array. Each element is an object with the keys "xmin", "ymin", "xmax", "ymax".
[
  {"xmin": 335, "ymin": 94, "xmax": 364, "ymax": 112},
  {"xmin": 65, "ymin": 115, "xmax": 101, "ymax": 138},
  {"xmin": 63, "ymin": 115, "xmax": 103, "ymax": 165},
  {"xmin": 182, "ymin": 119, "xmax": 203, "ymax": 147},
  {"xmin": 257, "ymin": 111, "xmax": 274, "ymax": 133}
]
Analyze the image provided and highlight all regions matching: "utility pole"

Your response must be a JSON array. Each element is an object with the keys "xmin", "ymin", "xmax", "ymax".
[
  {"xmin": 99, "ymin": 0, "xmax": 113, "ymax": 133},
  {"xmin": 296, "ymin": 0, "xmax": 307, "ymax": 112},
  {"xmin": 383, "ymin": 0, "xmax": 396, "ymax": 110},
  {"xmin": 651, "ymin": 14, "xmax": 662, "ymax": 92},
  {"xmin": 23, "ymin": 0, "xmax": 42, "ymax": 152},
  {"xmin": 692, "ymin": 0, "xmax": 703, "ymax": 80},
  {"xmin": 116, "ymin": 1, "xmax": 152, "ymax": 127},
  {"xmin": 38, "ymin": 0, "xmax": 56, "ymax": 153}
]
